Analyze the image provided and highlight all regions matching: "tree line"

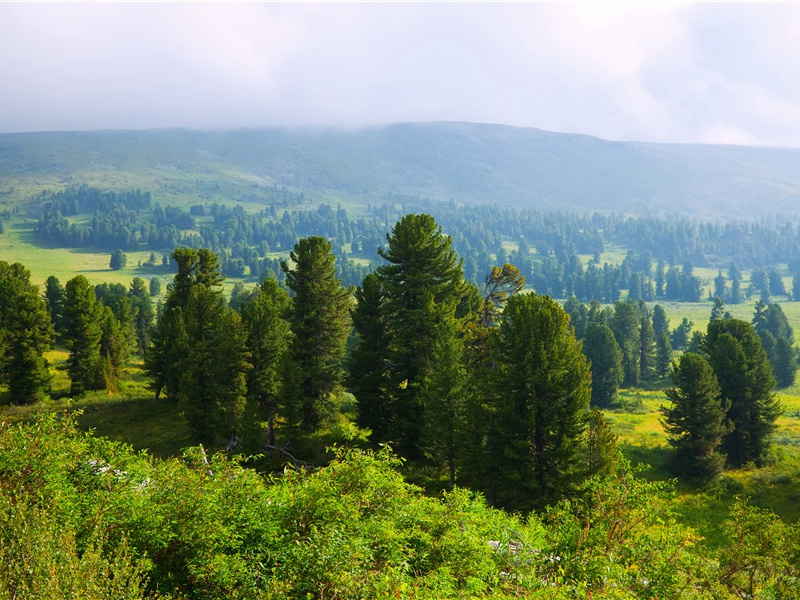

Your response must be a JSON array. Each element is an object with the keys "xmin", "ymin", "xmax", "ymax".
[
  {"xmin": 29, "ymin": 185, "xmax": 800, "ymax": 302},
  {"xmin": 1, "ymin": 212, "xmax": 791, "ymax": 507}
]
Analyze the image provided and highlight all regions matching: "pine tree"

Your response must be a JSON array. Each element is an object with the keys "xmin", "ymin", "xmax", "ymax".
[
  {"xmin": 639, "ymin": 314, "xmax": 656, "ymax": 382},
  {"xmin": 376, "ymin": 214, "xmax": 466, "ymax": 459},
  {"xmin": 652, "ymin": 303, "xmax": 669, "ymax": 337},
  {"xmin": 129, "ymin": 277, "xmax": 154, "ymax": 355},
  {"xmin": 714, "ymin": 270, "xmax": 727, "ymax": 301},
  {"xmin": 481, "ymin": 263, "xmax": 525, "ymax": 327},
  {"xmin": 43, "ymin": 275, "xmax": 66, "ymax": 339},
  {"xmin": 347, "ymin": 273, "xmax": 393, "ymax": 442},
  {"xmin": 582, "ymin": 322, "xmax": 623, "ymax": 408},
  {"xmin": 655, "ymin": 331, "xmax": 673, "ymax": 378},
  {"xmin": 774, "ymin": 337, "xmax": 798, "ymax": 389},
  {"xmin": 585, "ymin": 408, "xmax": 618, "ymax": 478},
  {"xmin": 703, "ymin": 319, "xmax": 781, "ymax": 467},
  {"xmin": 612, "ymin": 301, "xmax": 641, "ymax": 387},
  {"xmin": 729, "ymin": 263, "xmax": 742, "ymax": 304},
  {"xmin": 0, "ymin": 262, "xmax": 53, "ymax": 403},
  {"xmin": 282, "ymin": 236, "xmax": 352, "ymax": 431},
  {"xmin": 144, "ymin": 248, "xmax": 222, "ymax": 401},
  {"xmin": 420, "ymin": 315, "xmax": 468, "ymax": 489},
  {"xmin": 239, "ymin": 277, "xmax": 291, "ymax": 447},
  {"xmin": 489, "ymin": 293, "xmax": 591, "ymax": 511},
  {"xmin": 62, "ymin": 275, "xmax": 105, "ymax": 395},
  {"xmin": 98, "ymin": 304, "xmax": 128, "ymax": 390},
  {"xmin": 661, "ymin": 353, "xmax": 731, "ymax": 481},
  {"xmin": 179, "ymin": 284, "xmax": 250, "ymax": 445},
  {"xmin": 109, "ymin": 249, "xmax": 127, "ymax": 270}
]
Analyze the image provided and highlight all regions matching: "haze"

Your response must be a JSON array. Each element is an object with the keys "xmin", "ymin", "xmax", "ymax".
[{"xmin": 3, "ymin": 2, "xmax": 800, "ymax": 147}]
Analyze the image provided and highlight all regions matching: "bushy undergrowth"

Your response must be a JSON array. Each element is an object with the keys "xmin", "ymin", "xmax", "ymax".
[{"xmin": 1, "ymin": 414, "xmax": 799, "ymax": 599}]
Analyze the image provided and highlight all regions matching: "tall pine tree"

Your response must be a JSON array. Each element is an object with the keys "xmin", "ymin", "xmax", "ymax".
[
  {"xmin": 489, "ymin": 293, "xmax": 592, "ymax": 511},
  {"xmin": 376, "ymin": 214, "xmax": 466, "ymax": 459},
  {"xmin": 62, "ymin": 275, "xmax": 105, "ymax": 396},
  {"xmin": 0, "ymin": 262, "xmax": 53, "ymax": 403},
  {"xmin": 282, "ymin": 236, "xmax": 352, "ymax": 431}
]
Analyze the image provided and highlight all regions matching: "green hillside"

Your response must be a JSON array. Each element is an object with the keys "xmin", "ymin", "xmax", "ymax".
[{"xmin": 3, "ymin": 123, "xmax": 800, "ymax": 219}]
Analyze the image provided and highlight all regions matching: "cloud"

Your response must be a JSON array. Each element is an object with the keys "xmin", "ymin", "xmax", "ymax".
[{"xmin": 1, "ymin": 3, "xmax": 800, "ymax": 146}]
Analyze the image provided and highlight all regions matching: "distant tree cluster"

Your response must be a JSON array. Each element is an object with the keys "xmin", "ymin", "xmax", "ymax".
[
  {"xmin": 662, "ymin": 317, "xmax": 783, "ymax": 481},
  {"xmin": 32, "ymin": 185, "xmax": 800, "ymax": 309}
]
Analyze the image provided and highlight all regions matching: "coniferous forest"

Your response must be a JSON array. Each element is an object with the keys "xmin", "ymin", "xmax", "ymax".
[{"xmin": 3, "ymin": 187, "xmax": 800, "ymax": 597}]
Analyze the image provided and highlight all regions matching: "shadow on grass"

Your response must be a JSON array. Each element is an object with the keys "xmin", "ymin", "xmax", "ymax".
[
  {"xmin": 618, "ymin": 442, "xmax": 672, "ymax": 481},
  {"xmin": 73, "ymin": 394, "xmax": 192, "ymax": 459}
]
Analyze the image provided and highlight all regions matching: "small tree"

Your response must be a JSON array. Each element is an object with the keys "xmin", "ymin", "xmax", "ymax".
[
  {"xmin": 661, "ymin": 353, "xmax": 731, "ymax": 481},
  {"xmin": 149, "ymin": 277, "xmax": 162, "ymax": 297},
  {"xmin": 655, "ymin": 331, "xmax": 673, "ymax": 378},
  {"xmin": 582, "ymin": 322, "xmax": 623, "ymax": 408},
  {"xmin": 109, "ymin": 249, "xmax": 127, "ymax": 270}
]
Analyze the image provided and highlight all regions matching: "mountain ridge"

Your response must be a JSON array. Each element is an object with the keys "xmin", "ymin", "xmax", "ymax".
[{"xmin": 2, "ymin": 122, "xmax": 800, "ymax": 220}]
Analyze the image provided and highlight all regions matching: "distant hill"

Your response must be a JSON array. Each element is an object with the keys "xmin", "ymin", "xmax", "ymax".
[{"xmin": 2, "ymin": 122, "xmax": 800, "ymax": 219}]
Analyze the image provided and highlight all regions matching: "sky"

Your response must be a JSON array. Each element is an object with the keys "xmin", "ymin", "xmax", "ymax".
[{"xmin": 3, "ymin": 2, "xmax": 800, "ymax": 147}]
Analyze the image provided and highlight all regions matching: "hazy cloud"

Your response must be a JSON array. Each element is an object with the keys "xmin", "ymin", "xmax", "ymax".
[{"xmin": 2, "ymin": 3, "xmax": 800, "ymax": 146}]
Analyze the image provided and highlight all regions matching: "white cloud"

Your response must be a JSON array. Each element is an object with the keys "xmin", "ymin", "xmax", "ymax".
[{"xmin": 2, "ymin": 2, "xmax": 800, "ymax": 146}]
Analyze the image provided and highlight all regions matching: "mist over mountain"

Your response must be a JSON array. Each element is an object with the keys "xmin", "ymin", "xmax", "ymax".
[{"xmin": 2, "ymin": 122, "xmax": 800, "ymax": 220}]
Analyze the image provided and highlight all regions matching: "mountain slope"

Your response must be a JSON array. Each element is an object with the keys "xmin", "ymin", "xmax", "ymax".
[{"xmin": 1, "ymin": 122, "xmax": 800, "ymax": 219}]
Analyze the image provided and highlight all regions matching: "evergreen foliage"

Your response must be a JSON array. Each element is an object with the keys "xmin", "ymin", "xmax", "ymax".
[
  {"xmin": 347, "ymin": 273, "xmax": 393, "ymax": 442},
  {"xmin": 239, "ymin": 277, "xmax": 291, "ymax": 448},
  {"xmin": 62, "ymin": 275, "xmax": 105, "ymax": 395},
  {"xmin": 282, "ymin": 236, "xmax": 352, "ymax": 431},
  {"xmin": 180, "ymin": 284, "xmax": 250, "ymax": 445},
  {"xmin": 703, "ymin": 319, "xmax": 782, "ymax": 467},
  {"xmin": 661, "ymin": 353, "xmax": 731, "ymax": 481},
  {"xmin": 44, "ymin": 274, "xmax": 66, "ymax": 338},
  {"xmin": 109, "ymin": 248, "xmax": 127, "ymax": 270},
  {"xmin": 489, "ymin": 293, "xmax": 592, "ymax": 511},
  {"xmin": 0, "ymin": 262, "xmax": 53, "ymax": 403},
  {"xmin": 376, "ymin": 214, "xmax": 466, "ymax": 459},
  {"xmin": 581, "ymin": 322, "xmax": 623, "ymax": 408},
  {"xmin": 655, "ymin": 330, "xmax": 673, "ymax": 378},
  {"xmin": 611, "ymin": 301, "xmax": 641, "ymax": 387}
]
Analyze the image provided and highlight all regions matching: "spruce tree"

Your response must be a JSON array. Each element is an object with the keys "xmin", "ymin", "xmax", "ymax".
[
  {"xmin": 347, "ymin": 273, "xmax": 393, "ymax": 442},
  {"xmin": 376, "ymin": 214, "xmax": 466, "ymax": 459},
  {"xmin": 612, "ymin": 301, "xmax": 641, "ymax": 387},
  {"xmin": 62, "ymin": 275, "xmax": 105, "ymax": 395},
  {"xmin": 489, "ymin": 293, "xmax": 592, "ymax": 511},
  {"xmin": 655, "ymin": 331, "xmax": 673, "ymax": 378},
  {"xmin": 582, "ymin": 322, "xmax": 623, "ymax": 408},
  {"xmin": 661, "ymin": 353, "xmax": 731, "ymax": 481},
  {"xmin": 0, "ymin": 262, "xmax": 53, "ymax": 403},
  {"xmin": 43, "ymin": 275, "xmax": 66, "ymax": 339},
  {"xmin": 282, "ymin": 236, "xmax": 352, "ymax": 431},
  {"xmin": 239, "ymin": 277, "xmax": 291, "ymax": 447},
  {"xmin": 703, "ymin": 319, "xmax": 781, "ymax": 467},
  {"xmin": 420, "ymin": 315, "xmax": 468, "ymax": 489}
]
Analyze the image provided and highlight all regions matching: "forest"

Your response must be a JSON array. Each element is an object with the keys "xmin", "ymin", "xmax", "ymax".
[{"xmin": 2, "ymin": 201, "xmax": 800, "ymax": 598}]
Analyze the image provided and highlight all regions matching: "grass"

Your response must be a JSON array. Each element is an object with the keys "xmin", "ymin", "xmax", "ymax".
[
  {"xmin": 602, "ymin": 381, "xmax": 800, "ymax": 548},
  {"xmin": 0, "ymin": 350, "xmax": 192, "ymax": 459}
]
